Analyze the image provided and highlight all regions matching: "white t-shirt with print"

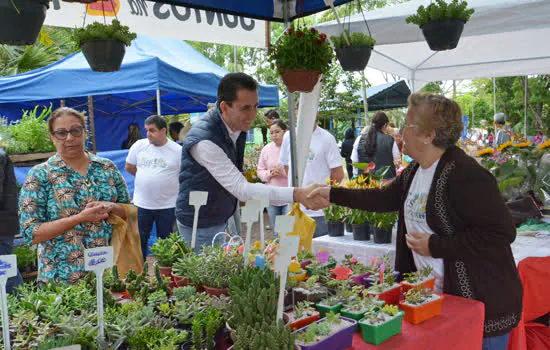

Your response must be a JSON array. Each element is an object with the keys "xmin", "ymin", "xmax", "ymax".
[
  {"xmin": 404, "ymin": 160, "xmax": 445, "ymax": 292},
  {"xmin": 279, "ymin": 126, "xmax": 343, "ymax": 217},
  {"xmin": 126, "ymin": 138, "xmax": 182, "ymax": 210}
]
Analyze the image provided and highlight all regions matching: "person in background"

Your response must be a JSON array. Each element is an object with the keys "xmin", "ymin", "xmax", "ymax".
[
  {"xmin": 340, "ymin": 127, "xmax": 356, "ymax": 179},
  {"xmin": 257, "ymin": 119, "xmax": 289, "ymax": 236},
  {"xmin": 351, "ymin": 112, "xmax": 400, "ymax": 179},
  {"xmin": 494, "ymin": 113, "xmax": 511, "ymax": 147},
  {"xmin": 307, "ymin": 92, "xmax": 522, "ymax": 350},
  {"xmin": 20, "ymin": 107, "xmax": 131, "ymax": 285},
  {"xmin": 264, "ymin": 109, "xmax": 280, "ymax": 124},
  {"xmin": 169, "ymin": 122, "xmax": 184, "ymax": 145},
  {"xmin": 121, "ymin": 123, "xmax": 143, "ymax": 150},
  {"xmin": 0, "ymin": 147, "xmax": 23, "ymax": 293},
  {"xmin": 126, "ymin": 115, "xmax": 182, "ymax": 260},
  {"xmin": 280, "ymin": 120, "xmax": 345, "ymax": 238}
]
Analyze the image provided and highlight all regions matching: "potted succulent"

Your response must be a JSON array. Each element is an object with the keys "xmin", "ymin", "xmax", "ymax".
[
  {"xmin": 366, "ymin": 277, "xmax": 402, "ymax": 306},
  {"xmin": 199, "ymin": 248, "xmax": 244, "ymax": 296},
  {"xmin": 73, "ymin": 19, "xmax": 137, "ymax": 72},
  {"xmin": 405, "ymin": 0, "xmax": 476, "ymax": 51},
  {"xmin": 358, "ymin": 304, "xmax": 404, "ymax": 345},
  {"xmin": 109, "ymin": 265, "xmax": 128, "ymax": 300},
  {"xmin": 151, "ymin": 232, "xmax": 191, "ymax": 278},
  {"xmin": 400, "ymin": 286, "xmax": 444, "ymax": 325},
  {"xmin": 172, "ymin": 252, "xmax": 200, "ymax": 288},
  {"xmin": 232, "ymin": 320, "xmax": 296, "ymax": 350},
  {"xmin": 331, "ymin": 30, "xmax": 376, "ymax": 72},
  {"xmin": 293, "ymin": 276, "xmax": 329, "ymax": 306},
  {"xmin": 370, "ymin": 211, "xmax": 398, "ymax": 243},
  {"xmin": 294, "ymin": 311, "xmax": 356, "ymax": 350},
  {"xmin": 401, "ymin": 266, "xmax": 435, "ymax": 293},
  {"xmin": 297, "ymin": 248, "xmax": 316, "ymax": 269},
  {"xmin": 268, "ymin": 24, "xmax": 333, "ymax": 93},
  {"xmin": 13, "ymin": 244, "xmax": 37, "ymax": 273},
  {"xmin": 341, "ymin": 295, "xmax": 384, "ymax": 330},
  {"xmin": 315, "ymin": 295, "xmax": 345, "ymax": 318},
  {"xmin": 0, "ymin": 0, "xmax": 48, "ymax": 45},
  {"xmin": 286, "ymin": 301, "xmax": 321, "ymax": 331},
  {"xmin": 350, "ymin": 209, "xmax": 370, "ymax": 241},
  {"xmin": 324, "ymin": 203, "xmax": 345, "ymax": 237},
  {"xmin": 304, "ymin": 255, "xmax": 337, "ymax": 276}
]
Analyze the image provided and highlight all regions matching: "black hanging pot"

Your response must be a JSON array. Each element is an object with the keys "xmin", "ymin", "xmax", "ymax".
[
  {"xmin": 420, "ymin": 19, "xmax": 465, "ymax": 51},
  {"xmin": 327, "ymin": 221, "xmax": 345, "ymax": 237},
  {"xmin": 352, "ymin": 223, "xmax": 370, "ymax": 241},
  {"xmin": 335, "ymin": 45, "xmax": 373, "ymax": 72},
  {"xmin": 372, "ymin": 226, "xmax": 392, "ymax": 244},
  {"xmin": 80, "ymin": 39, "xmax": 126, "ymax": 72},
  {"xmin": 0, "ymin": 0, "xmax": 48, "ymax": 45}
]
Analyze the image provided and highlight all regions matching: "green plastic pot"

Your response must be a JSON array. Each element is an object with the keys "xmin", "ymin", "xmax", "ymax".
[
  {"xmin": 341, "ymin": 308, "xmax": 367, "ymax": 331},
  {"xmin": 359, "ymin": 311, "xmax": 404, "ymax": 345},
  {"xmin": 315, "ymin": 302, "xmax": 343, "ymax": 318}
]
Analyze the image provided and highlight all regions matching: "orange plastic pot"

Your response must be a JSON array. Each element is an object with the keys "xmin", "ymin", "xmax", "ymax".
[
  {"xmin": 400, "ymin": 277, "xmax": 435, "ymax": 294},
  {"xmin": 399, "ymin": 294, "xmax": 444, "ymax": 325},
  {"xmin": 367, "ymin": 284, "xmax": 402, "ymax": 305},
  {"xmin": 286, "ymin": 311, "xmax": 321, "ymax": 331},
  {"xmin": 202, "ymin": 285, "xmax": 228, "ymax": 297}
]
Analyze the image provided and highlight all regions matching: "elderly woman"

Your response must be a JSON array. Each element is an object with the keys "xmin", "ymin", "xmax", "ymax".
[
  {"xmin": 308, "ymin": 93, "xmax": 522, "ymax": 350},
  {"xmin": 19, "ymin": 107, "xmax": 131, "ymax": 285}
]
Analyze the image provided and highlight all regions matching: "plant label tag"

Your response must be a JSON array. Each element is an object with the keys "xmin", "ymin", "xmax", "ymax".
[
  {"xmin": 275, "ymin": 215, "xmax": 295, "ymax": 236},
  {"xmin": 0, "ymin": 254, "xmax": 16, "ymax": 350},
  {"xmin": 84, "ymin": 247, "xmax": 114, "ymax": 272},
  {"xmin": 274, "ymin": 235, "xmax": 300, "ymax": 276},
  {"xmin": 256, "ymin": 195, "xmax": 269, "ymax": 249},
  {"xmin": 0, "ymin": 255, "xmax": 17, "ymax": 279},
  {"xmin": 316, "ymin": 251, "xmax": 329, "ymax": 263},
  {"xmin": 241, "ymin": 199, "xmax": 260, "ymax": 224},
  {"xmin": 189, "ymin": 191, "xmax": 208, "ymax": 207},
  {"xmin": 254, "ymin": 255, "xmax": 265, "ymax": 269}
]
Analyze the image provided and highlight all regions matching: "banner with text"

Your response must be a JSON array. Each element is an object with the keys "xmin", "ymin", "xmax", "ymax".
[{"xmin": 44, "ymin": 0, "xmax": 266, "ymax": 47}]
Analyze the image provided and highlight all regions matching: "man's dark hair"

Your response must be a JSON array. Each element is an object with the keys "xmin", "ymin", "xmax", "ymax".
[
  {"xmin": 264, "ymin": 109, "xmax": 280, "ymax": 120},
  {"xmin": 145, "ymin": 115, "xmax": 167, "ymax": 130},
  {"xmin": 217, "ymin": 73, "xmax": 258, "ymax": 107},
  {"xmin": 169, "ymin": 121, "xmax": 184, "ymax": 134}
]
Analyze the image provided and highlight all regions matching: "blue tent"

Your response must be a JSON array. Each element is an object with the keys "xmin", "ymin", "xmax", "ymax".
[
  {"xmin": 146, "ymin": 0, "xmax": 354, "ymax": 22},
  {"xmin": 0, "ymin": 35, "xmax": 279, "ymax": 151}
]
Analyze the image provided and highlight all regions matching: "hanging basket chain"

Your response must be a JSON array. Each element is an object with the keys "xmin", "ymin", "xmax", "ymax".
[{"xmin": 356, "ymin": 0, "xmax": 372, "ymax": 38}]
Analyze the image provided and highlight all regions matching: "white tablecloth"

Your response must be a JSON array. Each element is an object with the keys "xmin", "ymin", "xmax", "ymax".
[{"xmin": 312, "ymin": 229, "xmax": 550, "ymax": 267}]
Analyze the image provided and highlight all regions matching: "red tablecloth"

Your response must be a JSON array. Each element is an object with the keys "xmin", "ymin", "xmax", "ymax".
[
  {"xmin": 508, "ymin": 257, "xmax": 550, "ymax": 350},
  {"xmin": 348, "ymin": 294, "xmax": 485, "ymax": 350}
]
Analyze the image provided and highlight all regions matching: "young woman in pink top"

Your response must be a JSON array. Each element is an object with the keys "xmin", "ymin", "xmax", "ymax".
[{"xmin": 257, "ymin": 119, "xmax": 289, "ymax": 236}]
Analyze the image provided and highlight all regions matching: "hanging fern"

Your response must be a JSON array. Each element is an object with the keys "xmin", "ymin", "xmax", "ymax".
[
  {"xmin": 405, "ymin": 0, "xmax": 475, "ymax": 26},
  {"xmin": 73, "ymin": 20, "xmax": 137, "ymax": 46}
]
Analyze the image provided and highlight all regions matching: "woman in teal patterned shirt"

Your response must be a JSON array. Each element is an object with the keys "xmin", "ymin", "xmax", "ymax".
[{"xmin": 19, "ymin": 107, "xmax": 131, "ymax": 285}]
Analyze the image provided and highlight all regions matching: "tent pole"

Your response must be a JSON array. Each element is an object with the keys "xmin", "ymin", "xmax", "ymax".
[
  {"xmin": 233, "ymin": 46, "xmax": 238, "ymax": 72},
  {"xmin": 523, "ymin": 75, "xmax": 529, "ymax": 138},
  {"xmin": 361, "ymin": 71, "xmax": 369, "ymax": 122},
  {"xmin": 156, "ymin": 89, "xmax": 162, "ymax": 115},
  {"xmin": 471, "ymin": 93, "xmax": 475, "ymax": 128},
  {"xmin": 493, "ymin": 77, "xmax": 497, "ymax": 136},
  {"xmin": 60, "ymin": 99, "xmax": 65, "ymax": 107},
  {"xmin": 87, "ymin": 96, "xmax": 97, "ymax": 153}
]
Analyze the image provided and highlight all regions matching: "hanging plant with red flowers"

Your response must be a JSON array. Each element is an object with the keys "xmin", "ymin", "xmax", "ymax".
[{"xmin": 268, "ymin": 24, "xmax": 334, "ymax": 93}]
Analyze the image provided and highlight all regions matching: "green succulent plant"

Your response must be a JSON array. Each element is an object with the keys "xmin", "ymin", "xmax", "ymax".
[
  {"xmin": 331, "ymin": 30, "xmax": 376, "ymax": 49},
  {"xmin": 73, "ymin": 20, "xmax": 137, "ymax": 46},
  {"xmin": 406, "ymin": 0, "xmax": 475, "ymax": 26}
]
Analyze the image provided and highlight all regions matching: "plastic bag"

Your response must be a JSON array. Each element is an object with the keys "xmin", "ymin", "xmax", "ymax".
[
  {"xmin": 109, "ymin": 204, "xmax": 144, "ymax": 278},
  {"xmin": 286, "ymin": 203, "xmax": 316, "ymax": 251}
]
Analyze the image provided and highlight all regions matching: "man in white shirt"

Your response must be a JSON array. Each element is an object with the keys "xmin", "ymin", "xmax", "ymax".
[
  {"xmin": 280, "ymin": 124, "xmax": 345, "ymax": 237},
  {"xmin": 175, "ymin": 73, "xmax": 325, "ymax": 252},
  {"xmin": 125, "ymin": 115, "xmax": 182, "ymax": 259}
]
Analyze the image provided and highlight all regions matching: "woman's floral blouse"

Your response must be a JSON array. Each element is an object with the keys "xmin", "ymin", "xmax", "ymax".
[{"xmin": 19, "ymin": 153, "xmax": 130, "ymax": 285}]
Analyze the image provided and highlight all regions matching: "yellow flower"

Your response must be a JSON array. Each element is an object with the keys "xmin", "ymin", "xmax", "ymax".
[
  {"xmin": 537, "ymin": 139, "xmax": 550, "ymax": 152},
  {"xmin": 498, "ymin": 141, "xmax": 513, "ymax": 152},
  {"xmin": 477, "ymin": 148, "xmax": 495, "ymax": 156},
  {"xmin": 513, "ymin": 141, "xmax": 531, "ymax": 148}
]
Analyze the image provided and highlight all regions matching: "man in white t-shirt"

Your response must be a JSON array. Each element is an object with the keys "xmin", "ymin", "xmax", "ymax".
[
  {"xmin": 280, "ymin": 124, "xmax": 345, "ymax": 237},
  {"xmin": 125, "ymin": 115, "xmax": 182, "ymax": 259}
]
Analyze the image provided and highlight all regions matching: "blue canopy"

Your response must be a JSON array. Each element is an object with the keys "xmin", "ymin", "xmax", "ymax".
[
  {"xmin": 0, "ymin": 35, "xmax": 279, "ymax": 151},
  {"xmin": 145, "ymin": 0, "xmax": 354, "ymax": 22}
]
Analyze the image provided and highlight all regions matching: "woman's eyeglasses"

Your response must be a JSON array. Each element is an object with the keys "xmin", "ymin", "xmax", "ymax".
[{"xmin": 51, "ymin": 126, "xmax": 84, "ymax": 140}]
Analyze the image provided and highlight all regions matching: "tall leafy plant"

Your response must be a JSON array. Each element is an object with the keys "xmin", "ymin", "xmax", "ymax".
[{"xmin": 0, "ymin": 105, "xmax": 55, "ymax": 154}]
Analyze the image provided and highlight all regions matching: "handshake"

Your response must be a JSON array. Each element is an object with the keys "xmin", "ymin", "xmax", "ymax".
[{"xmin": 293, "ymin": 183, "xmax": 332, "ymax": 210}]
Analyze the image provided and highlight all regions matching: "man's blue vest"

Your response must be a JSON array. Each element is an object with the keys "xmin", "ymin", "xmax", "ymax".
[{"xmin": 175, "ymin": 108, "xmax": 247, "ymax": 228}]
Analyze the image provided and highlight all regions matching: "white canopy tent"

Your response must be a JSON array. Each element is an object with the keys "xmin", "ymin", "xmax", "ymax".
[{"xmin": 315, "ymin": 0, "xmax": 550, "ymax": 91}]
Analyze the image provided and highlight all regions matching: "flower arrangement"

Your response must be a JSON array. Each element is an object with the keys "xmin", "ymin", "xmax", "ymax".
[{"xmin": 243, "ymin": 143, "xmax": 263, "ymax": 183}]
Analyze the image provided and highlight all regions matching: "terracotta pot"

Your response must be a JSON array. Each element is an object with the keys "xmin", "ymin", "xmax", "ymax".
[
  {"xmin": 400, "ymin": 294, "xmax": 444, "ymax": 325},
  {"xmin": 280, "ymin": 69, "xmax": 320, "ymax": 93},
  {"xmin": 202, "ymin": 285, "xmax": 228, "ymax": 297},
  {"xmin": 171, "ymin": 272, "xmax": 192, "ymax": 287},
  {"xmin": 158, "ymin": 265, "xmax": 172, "ymax": 278}
]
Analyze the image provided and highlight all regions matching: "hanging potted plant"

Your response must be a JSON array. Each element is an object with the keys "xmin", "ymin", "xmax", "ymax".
[
  {"xmin": 358, "ymin": 304, "xmax": 404, "ymax": 345},
  {"xmin": 401, "ymin": 266, "xmax": 435, "ymax": 294},
  {"xmin": 370, "ymin": 211, "xmax": 398, "ymax": 243},
  {"xmin": 268, "ymin": 24, "xmax": 333, "ymax": 93},
  {"xmin": 399, "ymin": 286, "xmax": 443, "ymax": 324},
  {"xmin": 73, "ymin": 19, "xmax": 137, "ymax": 72},
  {"xmin": 0, "ymin": 0, "xmax": 48, "ymax": 45},
  {"xmin": 405, "ymin": 0, "xmax": 475, "ymax": 51},
  {"xmin": 331, "ymin": 30, "xmax": 376, "ymax": 72}
]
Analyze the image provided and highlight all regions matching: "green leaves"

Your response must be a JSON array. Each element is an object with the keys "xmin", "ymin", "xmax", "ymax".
[
  {"xmin": 406, "ymin": 0, "xmax": 475, "ymax": 26},
  {"xmin": 330, "ymin": 30, "xmax": 376, "ymax": 49},
  {"xmin": 1, "ymin": 105, "xmax": 55, "ymax": 154},
  {"xmin": 73, "ymin": 20, "xmax": 137, "ymax": 47}
]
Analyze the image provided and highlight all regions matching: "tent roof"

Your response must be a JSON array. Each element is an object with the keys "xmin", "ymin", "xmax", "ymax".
[
  {"xmin": 0, "ymin": 35, "xmax": 279, "ymax": 112},
  {"xmin": 364, "ymin": 80, "xmax": 411, "ymax": 110},
  {"xmin": 316, "ymin": 0, "xmax": 550, "ymax": 90},
  {"xmin": 143, "ymin": 0, "xmax": 354, "ymax": 22}
]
